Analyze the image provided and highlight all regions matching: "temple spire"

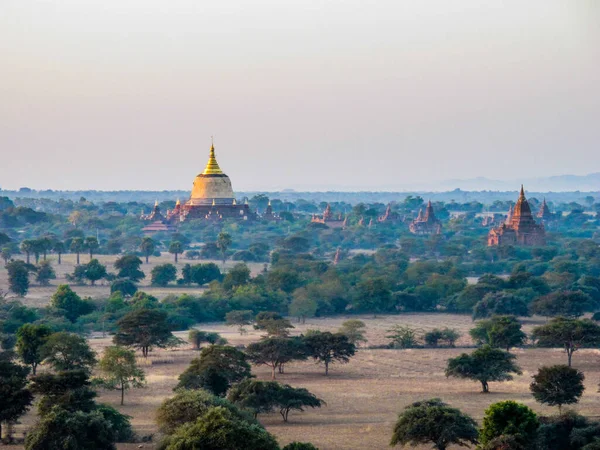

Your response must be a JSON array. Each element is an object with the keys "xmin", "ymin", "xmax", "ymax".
[
  {"xmin": 520, "ymin": 184, "xmax": 525, "ymax": 198},
  {"xmin": 201, "ymin": 139, "xmax": 224, "ymax": 175}
]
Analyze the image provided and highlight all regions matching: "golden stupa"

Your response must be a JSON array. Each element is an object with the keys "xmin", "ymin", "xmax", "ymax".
[{"xmin": 188, "ymin": 142, "xmax": 235, "ymax": 205}]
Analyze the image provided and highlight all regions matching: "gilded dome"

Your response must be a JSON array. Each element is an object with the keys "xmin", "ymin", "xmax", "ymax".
[{"xmin": 187, "ymin": 143, "xmax": 235, "ymax": 205}]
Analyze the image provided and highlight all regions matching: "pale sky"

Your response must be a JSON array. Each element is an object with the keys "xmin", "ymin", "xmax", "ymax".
[{"xmin": 1, "ymin": 0, "xmax": 599, "ymax": 191}]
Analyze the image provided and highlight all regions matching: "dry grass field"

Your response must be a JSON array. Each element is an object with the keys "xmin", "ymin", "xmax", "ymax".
[{"xmin": 3, "ymin": 258, "xmax": 600, "ymax": 449}]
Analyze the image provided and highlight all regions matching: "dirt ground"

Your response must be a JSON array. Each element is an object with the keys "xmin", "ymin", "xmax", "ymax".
[{"xmin": 2, "ymin": 259, "xmax": 600, "ymax": 449}]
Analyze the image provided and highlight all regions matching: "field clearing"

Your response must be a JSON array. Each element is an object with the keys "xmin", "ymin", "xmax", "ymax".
[
  {"xmin": 0, "ymin": 253, "xmax": 267, "ymax": 307},
  {"xmin": 5, "ymin": 314, "xmax": 600, "ymax": 450}
]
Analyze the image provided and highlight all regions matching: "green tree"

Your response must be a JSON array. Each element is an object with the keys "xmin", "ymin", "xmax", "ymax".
[
  {"xmin": 188, "ymin": 329, "xmax": 224, "ymax": 350},
  {"xmin": 479, "ymin": 400, "xmax": 539, "ymax": 447},
  {"xmin": 246, "ymin": 337, "xmax": 308, "ymax": 380},
  {"xmin": 0, "ymin": 355, "xmax": 33, "ymax": 441},
  {"xmin": 177, "ymin": 345, "xmax": 252, "ymax": 396},
  {"xmin": 282, "ymin": 444, "xmax": 318, "ymax": 450},
  {"xmin": 353, "ymin": 277, "xmax": 394, "ymax": 315},
  {"xmin": 140, "ymin": 237, "xmax": 156, "ymax": 264},
  {"xmin": 472, "ymin": 292, "xmax": 530, "ymax": 319},
  {"xmin": 50, "ymin": 284, "xmax": 94, "ymax": 323},
  {"xmin": 157, "ymin": 406, "xmax": 279, "ymax": 450},
  {"xmin": 225, "ymin": 310, "xmax": 254, "ymax": 335},
  {"xmin": 423, "ymin": 328, "xmax": 460, "ymax": 347},
  {"xmin": 390, "ymin": 398, "xmax": 478, "ymax": 450},
  {"xmin": 114, "ymin": 255, "xmax": 145, "ymax": 282},
  {"xmin": 16, "ymin": 323, "xmax": 52, "ymax": 375},
  {"xmin": 217, "ymin": 232, "xmax": 232, "ymax": 266},
  {"xmin": 303, "ymin": 331, "xmax": 356, "ymax": 376},
  {"xmin": 114, "ymin": 309, "xmax": 176, "ymax": 357},
  {"xmin": 532, "ymin": 318, "xmax": 600, "ymax": 366},
  {"xmin": 35, "ymin": 259, "xmax": 56, "ymax": 286},
  {"xmin": 84, "ymin": 236, "xmax": 99, "ymax": 261},
  {"xmin": 151, "ymin": 263, "xmax": 177, "ymax": 287},
  {"xmin": 445, "ymin": 345, "xmax": 522, "ymax": 393},
  {"xmin": 530, "ymin": 291, "xmax": 596, "ymax": 318},
  {"xmin": 222, "ymin": 263, "xmax": 251, "ymax": 291},
  {"xmin": 70, "ymin": 237, "xmax": 84, "ymax": 265},
  {"xmin": 6, "ymin": 259, "xmax": 30, "ymax": 296},
  {"xmin": 254, "ymin": 311, "xmax": 294, "ymax": 337},
  {"xmin": 84, "ymin": 259, "xmax": 108, "ymax": 286},
  {"xmin": 52, "ymin": 240, "xmax": 65, "ymax": 265},
  {"xmin": 469, "ymin": 316, "xmax": 526, "ymax": 351},
  {"xmin": 156, "ymin": 388, "xmax": 254, "ymax": 434},
  {"xmin": 41, "ymin": 332, "xmax": 97, "ymax": 373},
  {"xmin": 386, "ymin": 325, "xmax": 419, "ymax": 348},
  {"xmin": 24, "ymin": 407, "xmax": 117, "ymax": 450},
  {"xmin": 110, "ymin": 278, "xmax": 137, "ymax": 297},
  {"xmin": 191, "ymin": 262, "xmax": 222, "ymax": 286},
  {"xmin": 228, "ymin": 379, "xmax": 324, "ymax": 422},
  {"xmin": 338, "ymin": 319, "xmax": 368, "ymax": 346},
  {"xmin": 30, "ymin": 369, "xmax": 97, "ymax": 415},
  {"xmin": 1, "ymin": 246, "xmax": 12, "ymax": 264},
  {"xmin": 168, "ymin": 241, "xmax": 183, "ymax": 263},
  {"xmin": 96, "ymin": 346, "xmax": 146, "ymax": 405},
  {"xmin": 530, "ymin": 365, "xmax": 585, "ymax": 413},
  {"xmin": 20, "ymin": 239, "xmax": 34, "ymax": 264},
  {"xmin": 290, "ymin": 288, "xmax": 318, "ymax": 324}
]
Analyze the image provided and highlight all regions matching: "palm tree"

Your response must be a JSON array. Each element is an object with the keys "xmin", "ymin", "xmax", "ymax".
[
  {"xmin": 70, "ymin": 237, "xmax": 84, "ymax": 265},
  {"xmin": 20, "ymin": 240, "xmax": 34, "ymax": 264},
  {"xmin": 217, "ymin": 232, "xmax": 232, "ymax": 267},
  {"xmin": 53, "ymin": 240, "xmax": 65, "ymax": 265},
  {"xmin": 168, "ymin": 241, "xmax": 183, "ymax": 263},
  {"xmin": 85, "ymin": 237, "xmax": 99, "ymax": 261},
  {"xmin": 140, "ymin": 237, "xmax": 156, "ymax": 264}
]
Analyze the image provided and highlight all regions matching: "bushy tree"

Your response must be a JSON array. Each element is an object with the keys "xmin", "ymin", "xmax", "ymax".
[
  {"xmin": 386, "ymin": 325, "xmax": 419, "ymax": 348},
  {"xmin": 84, "ymin": 259, "xmax": 107, "ymax": 286},
  {"xmin": 303, "ymin": 331, "xmax": 356, "ymax": 376},
  {"xmin": 530, "ymin": 291, "xmax": 596, "ymax": 318},
  {"xmin": 246, "ymin": 337, "xmax": 308, "ymax": 380},
  {"xmin": 168, "ymin": 241, "xmax": 183, "ymax": 263},
  {"xmin": 338, "ymin": 319, "xmax": 368, "ymax": 346},
  {"xmin": 35, "ymin": 259, "xmax": 56, "ymax": 286},
  {"xmin": 41, "ymin": 332, "xmax": 97, "ymax": 373},
  {"xmin": 0, "ymin": 355, "xmax": 33, "ymax": 441},
  {"xmin": 254, "ymin": 311, "xmax": 294, "ymax": 337},
  {"xmin": 532, "ymin": 318, "xmax": 600, "ymax": 366},
  {"xmin": 188, "ymin": 329, "xmax": 224, "ymax": 350},
  {"xmin": 16, "ymin": 323, "xmax": 52, "ymax": 375},
  {"xmin": 177, "ymin": 345, "xmax": 252, "ymax": 396},
  {"xmin": 282, "ymin": 444, "xmax": 319, "ymax": 450},
  {"xmin": 96, "ymin": 346, "xmax": 146, "ymax": 405},
  {"xmin": 157, "ymin": 406, "xmax": 279, "ymax": 450},
  {"xmin": 157, "ymin": 388, "xmax": 254, "ymax": 434},
  {"xmin": 290, "ymin": 288, "xmax": 318, "ymax": 324},
  {"xmin": 24, "ymin": 407, "xmax": 117, "ymax": 450},
  {"xmin": 473, "ymin": 292, "xmax": 530, "ymax": 319},
  {"xmin": 479, "ymin": 401, "xmax": 539, "ymax": 447},
  {"xmin": 50, "ymin": 284, "xmax": 94, "ymax": 322},
  {"xmin": 445, "ymin": 345, "xmax": 522, "ymax": 393},
  {"xmin": 424, "ymin": 328, "xmax": 460, "ymax": 347},
  {"xmin": 390, "ymin": 398, "xmax": 478, "ymax": 450},
  {"xmin": 6, "ymin": 260, "xmax": 30, "ymax": 296},
  {"xmin": 151, "ymin": 263, "xmax": 177, "ymax": 287},
  {"xmin": 30, "ymin": 370, "xmax": 97, "ymax": 415},
  {"xmin": 530, "ymin": 365, "xmax": 585, "ymax": 413},
  {"xmin": 228, "ymin": 379, "xmax": 324, "ymax": 422},
  {"xmin": 114, "ymin": 255, "xmax": 145, "ymax": 281},
  {"xmin": 110, "ymin": 278, "xmax": 137, "ymax": 297},
  {"xmin": 470, "ymin": 316, "xmax": 526, "ymax": 351},
  {"xmin": 114, "ymin": 309, "xmax": 177, "ymax": 357},
  {"xmin": 225, "ymin": 310, "xmax": 254, "ymax": 335}
]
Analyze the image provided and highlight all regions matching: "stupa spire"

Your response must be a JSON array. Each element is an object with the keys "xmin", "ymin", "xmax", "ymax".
[{"xmin": 201, "ymin": 138, "xmax": 224, "ymax": 175}]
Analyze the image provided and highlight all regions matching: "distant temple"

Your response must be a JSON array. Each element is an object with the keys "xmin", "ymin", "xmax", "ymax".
[
  {"xmin": 311, "ymin": 204, "xmax": 346, "ymax": 228},
  {"xmin": 262, "ymin": 201, "xmax": 281, "ymax": 222},
  {"xmin": 488, "ymin": 186, "xmax": 546, "ymax": 246},
  {"xmin": 378, "ymin": 204, "xmax": 400, "ymax": 223},
  {"xmin": 141, "ymin": 201, "xmax": 177, "ymax": 234},
  {"xmin": 536, "ymin": 198, "xmax": 555, "ymax": 223},
  {"xmin": 141, "ymin": 141, "xmax": 255, "ymax": 224},
  {"xmin": 409, "ymin": 201, "xmax": 442, "ymax": 235}
]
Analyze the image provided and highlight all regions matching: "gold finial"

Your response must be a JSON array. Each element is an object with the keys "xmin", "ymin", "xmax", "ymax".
[
  {"xmin": 201, "ymin": 138, "xmax": 223, "ymax": 175},
  {"xmin": 175, "ymin": 199, "xmax": 180, "ymax": 206},
  {"xmin": 154, "ymin": 199, "xmax": 159, "ymax": 207},
  {"xmin": 212, "ymin": 198, "xmax": 216, "ymax": 206},
  {"xmin": 268, "ymin": 200, "xmax": 271, "ymax": 206},
  {"xmin": 233, "ymin": 199, "xmax": 237, "ymax": 205}
]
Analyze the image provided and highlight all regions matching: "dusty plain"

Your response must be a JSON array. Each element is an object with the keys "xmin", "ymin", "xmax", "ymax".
[{"xmin": 2, "ymin": 255, "xmax": 600, "ymax": 450}]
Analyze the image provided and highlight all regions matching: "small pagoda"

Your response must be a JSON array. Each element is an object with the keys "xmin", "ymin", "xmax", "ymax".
[
  {"xmin": 311, "ymin": 204, "xmax": 345, "ymax": 228},
  {"xmin": 409, "ymin": 201, "xmax": 442, "ymax": 235},
  {"xmin": 488, "ymin": 186, "xmax": 546, "ymax": 246}
]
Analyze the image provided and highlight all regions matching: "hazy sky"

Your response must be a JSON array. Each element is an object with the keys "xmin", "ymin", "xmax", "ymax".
[{"xmin": 1, "ymin": 1, "xmax": 599, "ymax": 191}]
